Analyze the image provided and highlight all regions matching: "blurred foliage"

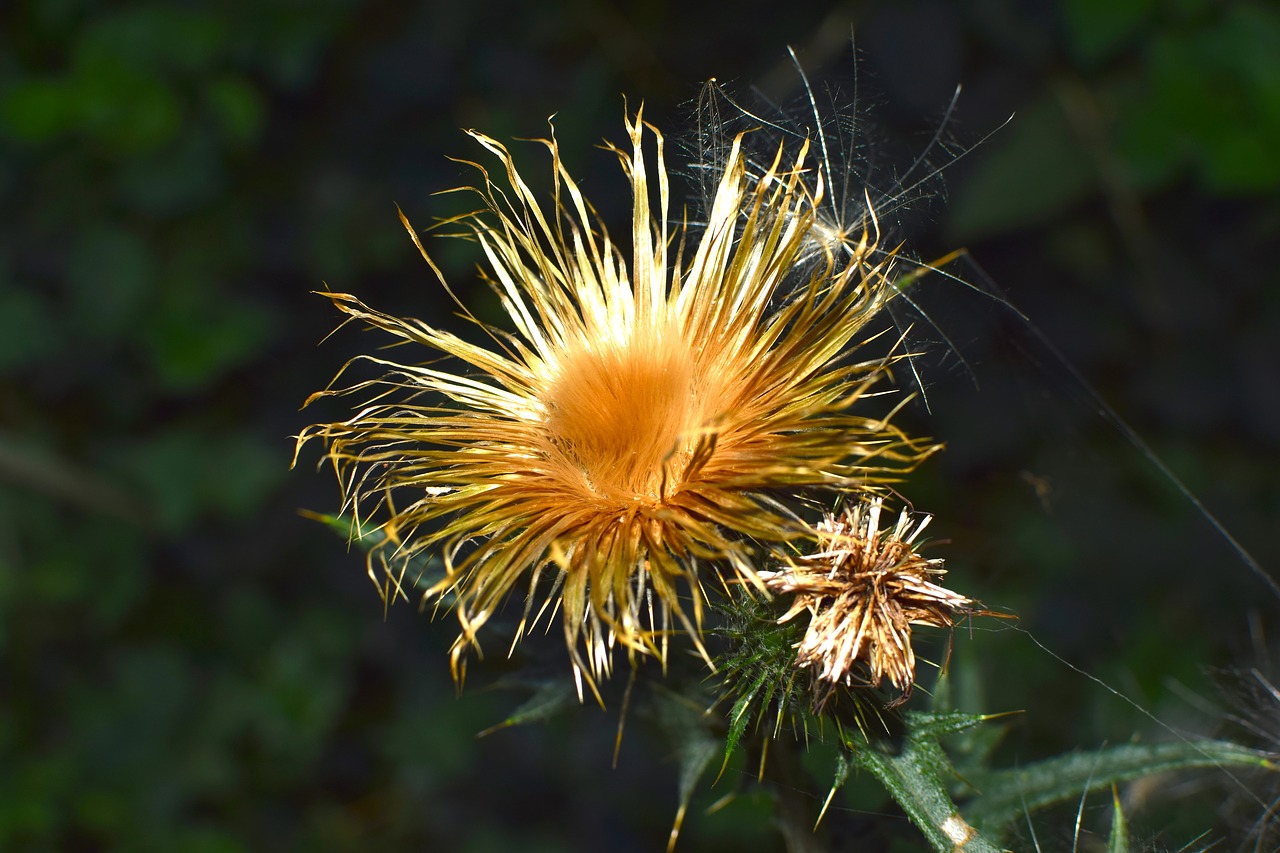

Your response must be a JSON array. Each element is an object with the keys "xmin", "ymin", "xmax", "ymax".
[
  {"xmin": 1, "ymin": 0, "xmax": 1277, "ymax": 850},
  {"xmin": 953, "ymin": 0, "xmax": 1280, "ymax": 238}
]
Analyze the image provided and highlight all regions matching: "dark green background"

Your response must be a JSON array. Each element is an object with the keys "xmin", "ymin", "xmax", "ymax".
[{"xmin": 3, "ymin": 0, "xmax": 1278, "ymax": 849}]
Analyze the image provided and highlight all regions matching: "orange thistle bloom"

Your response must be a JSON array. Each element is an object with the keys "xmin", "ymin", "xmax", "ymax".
[
  {"xmin": 761, "ymin": 497, "xmax": 972, "ymax": 710},
  {"xmin": 297, "ymin": 109, "xmax": 939, "ymax": 696}
]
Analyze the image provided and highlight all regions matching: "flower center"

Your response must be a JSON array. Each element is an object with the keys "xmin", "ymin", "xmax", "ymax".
[{"xmin": 543, "ymin": 333, "xmax": 705, "ymax": 503}]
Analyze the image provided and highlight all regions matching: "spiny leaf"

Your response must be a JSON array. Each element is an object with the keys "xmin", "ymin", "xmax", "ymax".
[
  {"xmin": 722, "ymin": 678, "xmax": 761, "ymax": 770},
  {"xmin": 904, "ymin": 710, "xmax": 992, "ymax": 740},
  {"xmin": 712, "ymin": 590, "xmax": 808, "ymax": 771},
  {"xmin": 842, "ymin": 718, "xmax": 1002, "ymax": 852},
  {"xmin": 961, "ymin": 738, "xmax": 1276, "ymax": 837},
  {"xmin": 303, "ymin": 511, "xmax": 446, "ymax": 596},
  {"xmin": 305, "ymin": 510, "xmax": 377, "ymax": 541},
  {"xmin": 928, "ymin": 671, "xmax": 1015, "ymax": 779},
  {"xmin": 647, "ymin": 685, "xmax": 721, "ymax": 853},
  {"xmin": 1107, "ymin": 785, "xmax": 1129, "ymax": 853},
  {"xmin": 817, "ymin": 749, "xmax": 853, "ymax": 826},
  {"xmin": 670, "ymin": 724, "xmax": 719, "ymax": 853},
  {"xmin": 477, "ymin": 678, "xmax": 576, "ymax": 737}
]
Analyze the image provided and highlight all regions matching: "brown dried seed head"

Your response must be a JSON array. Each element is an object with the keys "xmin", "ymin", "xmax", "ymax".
[{"xmin": 761, "ymin": 497, "xmax": 972, "ymax": 710}]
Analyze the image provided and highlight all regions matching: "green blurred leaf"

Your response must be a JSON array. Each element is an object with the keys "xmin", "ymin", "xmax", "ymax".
[
  {"xmin": 68, "ymin": 56, "xmax": 182, "ymax": 154},
  {"xmin": 947, "ymin": 96, "xmax": 1096, "ymax": 242},
  {"xmin": 651, "ymin": 685, "xmax": 721, "ymax": 852},
  {"xmin": 73, "ymin": 4, "xmax": 229, "ymax": 74},
  {"xmin": 206, "ymin": 75, "xmax": 266, "ymax": 148},
  {"xmin": 165, "ymin": 827, "xmax": 249, "ymax": 853},
  {"xmin": 932, "ymin": 661, "xmax": 1010, "ymax": 779},
  {"xmin": 1118, "ymin": 7, "xmax": 1280, "ymax": 193},
  {"xmin": 113, "ymin": 427, "xmax": 208, "ymax": 530},
  {"xmin": 1201, "ymin": 128, "xmax": 1280, "ymax": 190},
  {"xmin": 245, "ymin": 1, "xmax": 358, "ymax": 91},
  {"xmin": 246, "ymin": 609, "xmax": 356, "ymax": 776},
  {"xmin": 1199, "ymin": 3, "xmax": 1280, "ymax": 190},
  {"xmin": 379, "ymin": 676, "xmax": 489, "ymax": 789},
  {"xmin": 114, "ymin": 130, "xmax": 226, "ymax": 215},
  {"xmin": 1113, "ymin": 79, "xmax": 1186, "ymax": 189},
  {"xmin": 204, "ymin": 434, "xmax": 287, "ymax": 519},
  {"xmin": 144, "ymin": 289, "xmax": 275, "ymax": 393},
  {"xmin": 1213, "ymin": 3, "xmax": 1280, "ymax": 106},
  {"xmin": 256, "ymin": 641, "xmax": 346, "ymax": 760},
  {"xmin": 74, "ymin": 787, "xmax": 128, "ymax": 835},
  {"xmin": 478, "ymin": 679, "xmax": 577, "ymax": 737},
  {"xmin": 67, "ymin": 225, "xmax": 155, "ymax": 342},
  {"xmin": 1064, "ymin": 0, "xmax": 1157, "ymax": 68},
  {"xmin": 29, "ymin": 0, "xmax": 89, "ymax": 32},
  {"xmin": 112, "ymin": 427, "xmax": 285, "ymax": 531},
  {"xmin": 1167, "ymin": 0, "xmax": 1213, "ymax": 17},
  {"xmin": 82, "ymin": 646, "xmax": 194, "ymax": 771},
  {"xmin": 672, "ymin": 722, "xmax": 719, "ymax": 851},
  {"xmin": 0, "ymin": 284, "xmax": 59, "ymax": 371},
  {"xmin": 0, "ymin": 754, "xmax": 74, "ymax": 838},
  {"xmin": 0, "ymin": 78, "xmax": 74, "ymax": 142},
  {"xmin": 27, "ymin": 516, "xmax": 148, "ymax": 624}
]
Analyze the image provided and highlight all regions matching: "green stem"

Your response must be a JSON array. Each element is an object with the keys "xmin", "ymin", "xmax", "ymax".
[{"xmin": 761, "ymin": 738, "xmax": 829, "ymax": 853}]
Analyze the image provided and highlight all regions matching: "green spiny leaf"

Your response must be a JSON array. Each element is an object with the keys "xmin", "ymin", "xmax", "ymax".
[
  {"xmin": 905, "ymin": 710, "xmax": 991, "ymax": 740},
  {"xmin": 723, "ymin": 674, "xmax": 767, "ymax": 770},
  {"xmin": 1107, "ymin": 785, "xmax": 1130, "ymax": 853},
  {"xmin": 843, "ymin": 718, "xmax": 1002, "ymax": 853},
  {"xmin": 817, "ymin": 748, "xmax": 853, "ymax": 826},
  {"xmin": 962, "ymin": 738, "xmax": 1276, "ymax": 837},
  {"xmin": 305, "ymin": 511, "xmax": 446, "ymax": 597},
  {"xmin": 648, "ymin": 685, "xmax": 721, "ymax": 853},
  {"xmin": 670, "ymin": 723, "xmax": 719, "ymax": 853},
  {"xmin": 477, "ymin": 678, "xmax": 576, "ymax": 737}
]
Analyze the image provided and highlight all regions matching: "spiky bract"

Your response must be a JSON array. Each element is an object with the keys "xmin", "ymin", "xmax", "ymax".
[
  {"xmin": 761, "ymin": 497, "xmax": 971, "ymax": 710},
  {"xmin": 297, "ymin": 110, "xmax": 939, "ymax": 693}
]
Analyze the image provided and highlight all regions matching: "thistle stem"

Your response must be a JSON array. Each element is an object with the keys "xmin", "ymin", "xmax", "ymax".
[{"xmin": 761, "ymin": 738, "xmax": 829, "ymax": 853}]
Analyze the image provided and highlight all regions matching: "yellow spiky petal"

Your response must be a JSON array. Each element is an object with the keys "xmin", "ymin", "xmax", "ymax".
[{"xmin": 297, "ymin": 109, "xmax": 939, "ymax": 695}]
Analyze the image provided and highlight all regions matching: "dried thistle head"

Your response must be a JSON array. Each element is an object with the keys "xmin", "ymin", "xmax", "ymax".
[
  {"xmin": 296, "ymin": 109, "xmax": 940, "ymax": 696},
  {"xmin": 762, "ymin": 497, "xmax": 972, "ymax": 710}
]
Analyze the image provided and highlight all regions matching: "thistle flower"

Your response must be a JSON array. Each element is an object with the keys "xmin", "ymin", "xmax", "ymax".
[
  {"xmin": 297, "ymin": 109, "xmax": 940, "ymax": 694},
  {"xmin": 761, "ymin": 497, "xmax": 971, "ymax": 710}
]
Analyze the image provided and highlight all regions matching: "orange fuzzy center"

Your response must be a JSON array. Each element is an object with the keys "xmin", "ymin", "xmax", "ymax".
[{"xmin": 543, "ymin": 330, "xmax": 715, "ymax": 504}]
